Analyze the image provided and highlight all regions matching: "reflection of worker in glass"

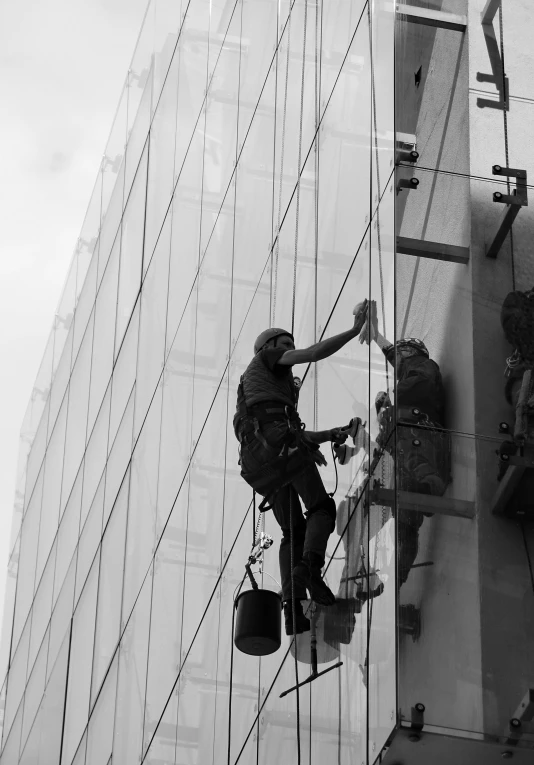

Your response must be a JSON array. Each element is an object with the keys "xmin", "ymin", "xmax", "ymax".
[
  {"xmin": 233, "ymin": 301, "xmax": 368, "ymax": 635},
  {"xmin": 359, "ymin": 301, "xmax": 451, "ymax": 585}
]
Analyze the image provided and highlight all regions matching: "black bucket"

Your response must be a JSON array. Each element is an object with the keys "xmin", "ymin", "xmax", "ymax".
[{"xmin": 234, "ymin": 589, "xmax": 282, "ymax": 656}]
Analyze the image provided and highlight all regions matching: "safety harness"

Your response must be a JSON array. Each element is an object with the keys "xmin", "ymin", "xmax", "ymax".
[{"xmin": 233, "ymin": 376, "xmax": 324, "ymax": 505}]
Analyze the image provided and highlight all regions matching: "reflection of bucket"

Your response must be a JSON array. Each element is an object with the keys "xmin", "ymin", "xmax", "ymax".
[{"xmin": 234, "ymin": 590, "xmax": 282, "ymax": 656}]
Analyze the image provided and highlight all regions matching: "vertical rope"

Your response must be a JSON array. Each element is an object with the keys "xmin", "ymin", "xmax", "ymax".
[
  {"xmin": 498, "ymin": 2, "xmax": 515, "ymax": 290},
  {"xmin": 369, "ymin": 2, "xmax": 389, "ymax": 392},
  {"xmin": 289, "ymin": 488, "xmax": 301, "ymax": 764},
  {"xmin": 272, "ymin": 4, "xmax": 293, "ymax": 326},
  {"xmin": 291, "ymin": 0, "xmax": 309, "ymax": 336},
  {"xmin": 313, "ymin": 0, "xmax": 320, "ymax": 431}
]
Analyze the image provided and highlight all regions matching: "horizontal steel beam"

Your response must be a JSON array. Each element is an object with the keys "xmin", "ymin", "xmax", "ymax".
[
  {"xmin": 397, "ymin": 3, "xmax": 467, "ymax": 32},
  {"xmin": 397, "ymin": 236, "xmax": 470, "ymax": 264}
]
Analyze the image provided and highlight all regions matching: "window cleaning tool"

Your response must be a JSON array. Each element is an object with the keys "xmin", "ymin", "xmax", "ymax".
[{"xmin": 279, "ymin": 603, "xmax": 343, "ymax": 697}]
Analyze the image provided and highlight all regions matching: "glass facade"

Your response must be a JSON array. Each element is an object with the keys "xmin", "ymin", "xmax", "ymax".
[{"xmin": 2, "ymin": 0, "xmax": 534, "ymax": 763}]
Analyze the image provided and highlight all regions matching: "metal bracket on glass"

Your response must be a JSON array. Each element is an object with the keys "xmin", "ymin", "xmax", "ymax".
[
  {"xmin": 397, "ymin": 177, "xmax": 420, "ymax": 193},
  {"xmin": 396, "ymin": 3, "xmax": 467, "ymax": 32},
  {"xmin": 396, "ymin": 134, "xmax": 418, "ymax": 165},
  {"xmin": 397, "ymin": 236, "xmax": 470, "ymax": 265},
  {"xmin": 504, "ymin": 689, "xmax": 534, "ymax": 745},
  {"xmin": 410, "ymin": 703, "xmax": 426, "ymax": 736},
  {"xmin": 486, "ymin": 166, "xmax": 528, "ymax": 258},
  {"xmin": 477, "ymin": 0, "xmax": 509, "ymax": 110}
]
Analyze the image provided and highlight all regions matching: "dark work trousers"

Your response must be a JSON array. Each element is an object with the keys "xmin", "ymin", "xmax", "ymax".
[{"xmin": 240, "ymin": 421, "xmax": 336, "ymax": 602}]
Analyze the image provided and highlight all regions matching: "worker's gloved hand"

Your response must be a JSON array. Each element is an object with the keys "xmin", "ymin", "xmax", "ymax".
[
  {"xmin": 352, "ymin": 299, "xmax": 368, "ymax": 334},
  {"xmin": 328, "ymin": 427, "xmax": 349, "ymax": 444},
  {"xmin": 359, "ymin": 299, "xmax": 378, "ymax": 344}
]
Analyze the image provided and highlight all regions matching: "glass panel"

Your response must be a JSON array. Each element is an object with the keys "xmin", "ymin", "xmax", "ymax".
[
  {"xmin": 3, "ymin": 615, "xmax": 29, "ymax": 744},
  {"xmin": 62, "ymin": 313, "xmax": 95, "ymax": 518},
  {"xmin": 125, "ymin": 5, "xmax": 154, "ymax": 195},
  {"xmin": 21, "ymin": 624, "xmax": 49, "ymax": 751},
  {"xmin": 76, "ymin": 171, "xmax": 102, "ymax": 303},
  {"xmin": 165, "ymin": 139, "xmax": 203, "ymax": 359},
  {"xmin": 48, "ymin": 327, "xmax": 74, "ymax": 436},
  {"xmin": 24, "ymin": 398, "xmax": 50, "ymax": 514},
  {"xmin": 112, "ymin": 566, "xmax": 152, "ymax": 765},
  {"xmin": 152, "ymin": 0, "xmax": 183, "ymax": 115},
  {"xmin": 39, "ymin": 628, "xmax": 69, "ymax": 765},
  {"xmin": 75, "ymin": 474, "xmax": 105, "ymax": 607},
  {"xmin": 0, "ymin": 542, "xmax": 19, "ymax": 690},
  {"xmin": 48, "ymin": 555, "xmax": 75, "ymax": 685},
  {"xmin": 122, "ymin": 383, "xmax": 162, "ymax": 628},
  {"xmin": 52, "ymin": 257, "xmax": 77, "ymax": 377},
  {"xmin": 69, "ymin": 733, "xmax": 87, "ymax": 765},
  {"xmin": 26, "ymin": 332, "xmax": 55, "ymax": 449},
  {"xmin": 134, "ymin": 212, "xmax": 171, "ymax": 438},
  {"xmin": 86, "ymin": 655, "xmax": 118, "ymax": 765},
  {"xmin": 0, "ymin": 695, "xmax": 22, "ymax": 765},
  {"xmin": 98, "ymin": 166, "xmax": 124, "ymax": 295},
  {"xmin": 157, "ymin": 298, "xmax": 195, "ymax": 535},
  {"xmin": 142, "ymin": 500, "xmax": 186, "ymax": 758},
  {"xmin": 396, "ymin": 0, "xmax": 468, "ymax": 176},
  {"xmin": 103, "ymin": 393, "xmax": 134, "ymax": 529},
  {"xmin": 72, "ymin": 246, "xmax": 98, "ymax": 365},
  {"xmin": 88, "ymin": 238, "xmax": 120, "ymax": 437},
  {"xmin": 396, "ymin": 167, "xmax": 473, "ymax": 435},
  {"xmin": 172, "ymin": 0, "xmax": 210, "ymax": 186},
  {"xmin": 109, "ymin": 299, "xmax": 139, "ymax": 445},
  {"xmin": 28, "ymin": 542, "xmax": 55, "ymax": 676},
  {"xmin": 36, "ymin": 396, "xmax": 67, "ymax": 586},
  {"xmin": 101, "ymin": 86, "xmax": 128, "ymax": 223},
  {"xmin": 146, "ymin": 567, "xmax": 220, "ymax": 765},
  {"xmin": 116, "ymin": 144, "xmax": 148, "ymax": 351},
  {"xmin": 143, "ymin": 37, "xmax": 179, "ymax": 270},
  {"xmin": 91, "ymin": 477, "xmax": 128, "ymax": 703},
  {"xmin": 80, "ymin": 385, "xmax": 111, "ymax": 530},
  {"xmin": 62, "ymin": 557, "xmax": 99, "ymax": 765},
  {"xmin": 53, "ymin": 467, "xmax": 82, "ymax": 608},
  {"xmin": 197, "ymin": 0, "xmax": 241, "ymax": 255},
  {"xmin": 12, "ymin": 471, "xmax": 43, "ymax": 654}
]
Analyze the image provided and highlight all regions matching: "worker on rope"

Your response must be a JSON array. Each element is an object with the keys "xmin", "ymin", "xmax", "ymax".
[
  {"xmin": 233, "ymin": 301, "xmax": 369, "ymax": 636},
  {"xmin": 360, "ymin": 300, "xmax": 451, "ymax": 585}
]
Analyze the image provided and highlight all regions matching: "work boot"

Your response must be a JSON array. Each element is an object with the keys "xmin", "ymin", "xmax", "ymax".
[
  {"xmin": 283, "ymin": 600, "xmax": 311, "ymax": 635},
  {"xmin": 292, "ymin": 555, "xmax": 336, "ymax": 606}
]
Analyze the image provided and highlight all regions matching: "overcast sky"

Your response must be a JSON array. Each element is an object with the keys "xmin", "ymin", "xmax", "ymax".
[{"xmin": 0, "ymin": 0, "xmax": 148, "ymax": 626}]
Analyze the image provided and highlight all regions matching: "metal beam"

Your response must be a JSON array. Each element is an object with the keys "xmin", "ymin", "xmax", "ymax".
[
  {"xmin": 397, "ymin": 236, "xmax": 470, "ymax": 264},
  {"xmin": 397, "ymin": 3, "xmax": 467, "ymax": 32},
  {"xmin": 481, "ymin": 0, "xmax": 500, "ymax": 25}
]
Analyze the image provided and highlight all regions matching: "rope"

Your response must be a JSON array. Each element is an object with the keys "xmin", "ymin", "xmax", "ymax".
[
  {"xmin": 289, "ymin": 488, "xmax": 301, "ymax": 764},
  {"xmin": 252, "ymin": 490, "xmax": 256, "ymax": 547},
  {"xmin": 498, "ymin": 2, "xmax": 515, "ymax": 290},
  {"xmin": 291, "ymin": 0, "xmax": 309, "ymax": 336},
  {"xmin": 369, "ymin": 4, "xmax": 389, "ymax": 393},
  {"xmin": 330, "ymin": 442, "xmax": 339, "ymax": 497},
  {"xmin": 272, "ymin": 3, "xmax": 293, "ymax": 326},
  {"xmin": 313, "ymin": 0, "xmax": 321, "ymax": 432},
  {"xmin": 227, "ymin": 572, "xmax": 247, "ymax": 765}
]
